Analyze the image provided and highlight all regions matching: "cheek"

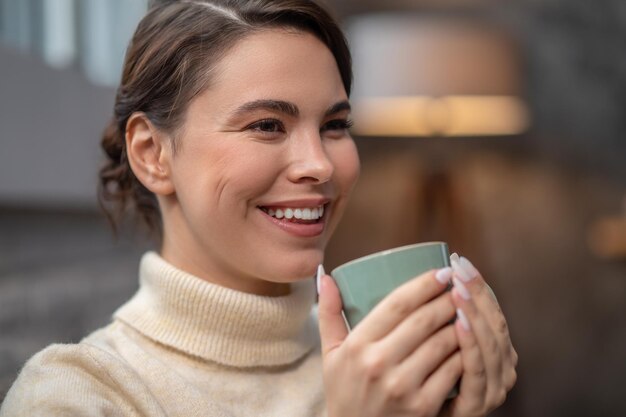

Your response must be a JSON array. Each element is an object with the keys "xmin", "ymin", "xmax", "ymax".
[
  {"xmin": 220, "ymin": 147, "xmax": 286, "ymax": 199},
  {"xmin": 178, "ymin": 144, "xmax": 284, "ymax": 212}
]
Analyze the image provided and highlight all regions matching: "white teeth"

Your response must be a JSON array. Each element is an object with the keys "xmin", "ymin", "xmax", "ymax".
[{"xmin": 263, "ymin": 205, "xmax": 325, "ymax": 220}]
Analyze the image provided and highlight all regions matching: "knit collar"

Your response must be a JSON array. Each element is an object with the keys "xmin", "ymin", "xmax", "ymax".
[{"xmin": 114, "ymin": 252, "xmax": 318, "ymax": 368}]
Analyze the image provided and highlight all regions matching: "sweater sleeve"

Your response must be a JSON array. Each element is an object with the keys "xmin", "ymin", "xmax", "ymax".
[{"xmin": 0, "ymin": 343, "xmax": 166, "ymax": 417}]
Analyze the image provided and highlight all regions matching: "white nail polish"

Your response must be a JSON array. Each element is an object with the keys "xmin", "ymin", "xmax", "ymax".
[
  {"xmin": 341, "ymin": 310, "xmax": 352, "ymax": 332},
  {"xmin": 451, "ymin": 258, "xmax": 472, "ymax": 282},
  {"xmin": 450, "ymin": 252, "xmax": 460, "ymax": 263},
  {"xmin": 452, "ymin": 277, "xmax": 471, "ymax": 300},
  {"xmin": 456, "ymin": 308, "xmax": 471, "ymax": 331},
  {"xmin": 316, "ymin": 264, "xmax": 325, "ymax": 295},
  {"xmin": 460, "ymin": 257, "xmax": 479, "ymax": 280},
  {"xmin": 435, "ymin": 267, "xmax": 453, "ymax": 284}
]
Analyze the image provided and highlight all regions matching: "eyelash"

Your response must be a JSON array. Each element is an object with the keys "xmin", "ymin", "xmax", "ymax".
[
  {"xmin": 247, "ymin": 118, "xmax": 354, "ymax": 135},
  {"xmin": 321, "ymin": 119, "xmax": 354, "ymax": 133}
]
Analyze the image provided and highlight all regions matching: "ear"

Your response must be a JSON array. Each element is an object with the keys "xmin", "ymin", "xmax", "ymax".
[{"xmin": 125, "ymin": 112, "xmax": 175, "ymax": 196}]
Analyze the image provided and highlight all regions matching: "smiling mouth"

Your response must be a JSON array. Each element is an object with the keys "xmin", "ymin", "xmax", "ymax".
[{"xmin": 257, "ymin": 204, "xmax": 326, "ymax": 224}]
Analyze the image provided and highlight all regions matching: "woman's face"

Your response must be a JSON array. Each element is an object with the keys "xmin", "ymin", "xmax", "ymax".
[{"xmin": 159, "ymin": 29, "xmax": 360, "ymax": 296}]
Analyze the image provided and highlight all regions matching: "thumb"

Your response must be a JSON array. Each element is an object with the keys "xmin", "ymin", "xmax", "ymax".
[{"xmin": 317, "ymin": 266, "xmax": 349, "ymax": 357}]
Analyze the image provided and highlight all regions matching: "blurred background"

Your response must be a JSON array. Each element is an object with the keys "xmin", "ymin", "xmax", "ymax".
[{"xmin": 0, "ymin": 0, "xmax": 625, "ymax": 415}]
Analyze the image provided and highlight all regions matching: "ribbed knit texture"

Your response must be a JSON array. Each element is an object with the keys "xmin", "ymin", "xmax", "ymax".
[
  {"xmin": 0, "ymin": 252, "xmax": 326, "ymax": 417},
  {"xmin": 114, "ymin": 252, "xmax": 317, "ymax": 367}
]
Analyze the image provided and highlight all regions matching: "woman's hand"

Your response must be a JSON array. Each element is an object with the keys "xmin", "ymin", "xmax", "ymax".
[
  {"xmin": 440, "ymin": 254, "xmax": 518, "ymax": 417},
  {"xmin": 318, "ymin": 268, "xmax": 462, "ymax": 417}
]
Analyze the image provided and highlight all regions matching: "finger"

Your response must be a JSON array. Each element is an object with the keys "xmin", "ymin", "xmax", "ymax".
[
  {"xmin": 318, "ymin": 274, "xmax": 349, "ymax": 357},
  {"xmin": 451, "ymin": 255, "xmax": 517, "ymax": 377},
  {"xmin": 350, "ymin": 267, "xmax": 453, "ymax": 344},
  {"xmin": 445, "ymin": 306, "xmax": 487, "ymax": 414},
  {"xmin": 373, "ymin": 291, "xmax": 456, "ymax": 366},
  {"xmin": 384, "ymin": 325, "xmax": 459, "ymax": 399},
  {"xmin": 451, "ymin": 280, "xmax": 504, "ymax": 409},
  {"xmin": 407, "ymin": 351, "xmax": 463, "ymax": 416},
  {"xmin": 452, "ymin": 256, "xmax": 503, "ymax": 333}
]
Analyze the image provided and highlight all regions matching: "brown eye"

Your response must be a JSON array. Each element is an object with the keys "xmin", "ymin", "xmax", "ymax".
[{"xmin": 249, "ymin": 119, "xmax": 285, "ymax": 133}]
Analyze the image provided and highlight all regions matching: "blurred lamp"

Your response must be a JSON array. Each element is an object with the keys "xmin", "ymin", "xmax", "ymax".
[
  {"xmin": 347, "ymin": 14, "xmax": 529, "ymax": 137},
  {"xmin": 587, "ymin": 196, "xmax": 626, "ymax": 259}
]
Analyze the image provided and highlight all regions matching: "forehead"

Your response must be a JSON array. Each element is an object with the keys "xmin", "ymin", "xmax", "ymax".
[{"xmin": 198, "ymin": 29, "xmax": 347, "ymax": 113}]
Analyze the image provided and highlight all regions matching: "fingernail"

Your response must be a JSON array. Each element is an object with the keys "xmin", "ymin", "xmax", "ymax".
[
  {"xmin": 450, "ymin": 253, "xmax": 467, "ymax": 281},
  {"xmin": 460, "ymin": 257, "xmax": 479, "ymax": 279},
  {"xmin": 456, "ymin": 308, "xmax": 471, "ymax": 331},
  {"xmin": 452, "ymin": 277, "xmax": 471, "ymax": 300},
  {"xmin": 451, "ymin": 255, "xmax": 478, "ymax": 282},
  {"xmin": 435, "ymin": 267, "xmax": 453, "ymax": 284},
  {"xmin": 451, "ymin": 258, "xmax": 471, "ymax": 282},
  {"xmin": 450, "ymin": 252, "xmax": 460, "ymax": 264},
  {"xmin": 316, "ymin": 264, "xmax": 325, "ymax": 295}
]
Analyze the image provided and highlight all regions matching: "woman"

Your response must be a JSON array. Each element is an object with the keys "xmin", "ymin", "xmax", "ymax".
[{"xmin": 0, "ymin": 1, "xmax": 517, "ymax": 416}]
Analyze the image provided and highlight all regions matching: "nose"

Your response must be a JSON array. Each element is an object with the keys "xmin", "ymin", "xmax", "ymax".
[{"xmin": 286, "ymin": 130, "xmax": 334, "ymax": 184}]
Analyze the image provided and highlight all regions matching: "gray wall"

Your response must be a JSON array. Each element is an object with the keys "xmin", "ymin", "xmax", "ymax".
[{"xmin": 0, "ymin": 45, "xmax": 115, "ymax": 208}]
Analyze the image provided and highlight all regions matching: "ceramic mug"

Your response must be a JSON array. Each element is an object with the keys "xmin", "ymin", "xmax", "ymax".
[
  {"xmin": 331, "ymin": 241, "xmax": 451, "ymax": 330},
  {"xmin": 331, "ymin": 241, "xmax": 457, "ymax": 398}
]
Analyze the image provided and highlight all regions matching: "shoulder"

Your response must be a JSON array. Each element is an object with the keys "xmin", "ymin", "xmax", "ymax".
[{"xmin": 0, "ymin": 342, "xmax": 165, "ymax": 417}]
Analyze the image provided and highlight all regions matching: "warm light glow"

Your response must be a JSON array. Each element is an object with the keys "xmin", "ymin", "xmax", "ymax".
[
  {"xmin": 351, "ymin": 96, "xmax": 433, "ymax": 136},
  {"xmin": 587, "ymin": 217, "xmax": 626, "ymax": 259},
  {"xmin": 351, "ymin": 95, "xmax": 530, "ymax": 137}
]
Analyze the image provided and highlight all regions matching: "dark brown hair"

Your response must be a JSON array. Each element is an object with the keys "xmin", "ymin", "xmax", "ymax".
[{"xmin": 98, "ymin": 0, "xmax": 352, "ymax": 237}]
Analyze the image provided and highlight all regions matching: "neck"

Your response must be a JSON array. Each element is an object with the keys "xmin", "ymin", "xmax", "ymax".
[{"xmin": 160, "ymin": 234, "xmax": 291, "ymax": 298}]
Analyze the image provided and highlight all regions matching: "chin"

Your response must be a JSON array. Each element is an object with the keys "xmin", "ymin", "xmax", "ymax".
[{"xmin": 272, "ymin": 254, "xmax": 323, "ymax": 282}]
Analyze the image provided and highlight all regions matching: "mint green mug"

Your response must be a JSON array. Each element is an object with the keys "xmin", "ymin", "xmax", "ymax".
[
  {"xmin": 331, "ymin": 241, "xmax": 450, "ymax": 330},
  {"xmin": 331, "ymin": 241, "xmax": 457, "ymax": 399}
]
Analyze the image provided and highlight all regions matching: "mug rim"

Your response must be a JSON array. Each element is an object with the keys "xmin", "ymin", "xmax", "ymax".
[{"xmin": 331, "ymin": 241, "xmax": 447, "ymax": 275}]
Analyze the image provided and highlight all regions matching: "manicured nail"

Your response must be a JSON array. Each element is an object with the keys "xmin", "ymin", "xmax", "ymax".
[
  {"xmin": 341, "ymin": 310, "xmax": 352, "ymax": 332},
  {"xmin": 316, "ymin": 264, "xmax": 325, "ymax": 295},
  {"xmin": 435, "ymin": 267, "xmax": 453, "ymax": 284},
  {"xmin": 456, "ymin": 308, "xmax": 471, "ymax": 331},
  {"xmin": 450, "ymin": 253, "xmax": 468, "ymax": 281},
  {"xmin": 451, "ymin": 258, "xmax": 471, "ymax": 282},
  {"xmin": 451, "ymin": 255, "xmax": 478, "ymax": 282},
  {"xmin": 460, "ymin": 257, "xmax": 479, "ymax": 279},
  {"xmin": 452, "ymin": 277, "xmax": 471, "ymax": 300},
  {"xmin": 450, "ymin": 252, "xmax": 460, "ymax": 264}
]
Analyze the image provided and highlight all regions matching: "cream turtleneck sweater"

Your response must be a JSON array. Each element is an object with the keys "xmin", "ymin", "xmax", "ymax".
[{"xmin": 0, "ymin": 252, "xmax": 325, "ymax": 417}]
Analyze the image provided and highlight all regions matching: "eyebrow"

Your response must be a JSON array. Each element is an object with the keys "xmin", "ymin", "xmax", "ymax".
[
  {"xmin": 325, "ymin": 100, "xmax": 351, "ymax": 116},
  {"xmin": 230, "ymin": 99, "xmax": 351, "ymax": 119}
]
